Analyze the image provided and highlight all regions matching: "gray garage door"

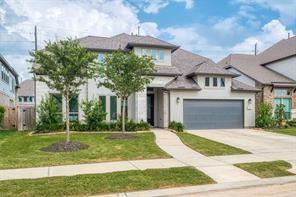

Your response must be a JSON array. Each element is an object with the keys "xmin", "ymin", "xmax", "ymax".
[{"xmin": 183, "ymin": 100, "xmax": 244, "ymax": 129}]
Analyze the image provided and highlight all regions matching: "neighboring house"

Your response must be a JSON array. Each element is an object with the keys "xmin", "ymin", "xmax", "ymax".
[
  {"xmin": 18, "ymin": 79, "xmax": 35, "ymax": 108},
  {"xmin": 35, "ymin": 33, "xmax": 259, "ymax": 129},
  {"xmin": 0, "ymin": 54, "xmax": 19, "ymax": 107},
  {"xmin": 219, "ymin": 36, "xmax": 296, "ymax": 120}
]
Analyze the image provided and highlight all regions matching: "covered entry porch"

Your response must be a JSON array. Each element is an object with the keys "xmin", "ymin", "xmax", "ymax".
[{"xmin": 146, "ymin": 87, "xmax": 169, "ymax": 128}]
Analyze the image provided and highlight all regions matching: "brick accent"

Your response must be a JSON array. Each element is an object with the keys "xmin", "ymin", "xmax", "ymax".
[
  {"xmin": 292, "ymin": 90, "xmax": 296, "ymax": 119},
  {"xmin": 255, "ymin": 84, "xmax": 296, "ymax": 119}
]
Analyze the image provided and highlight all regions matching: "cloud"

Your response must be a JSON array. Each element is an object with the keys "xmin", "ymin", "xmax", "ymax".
[
  {"xmin": 161, "ymin": 26, "xmax": 226, "ymax": 61},
  {"xmin": 132, "ymin": 0, "xmax": 194, "ymax": 14},
  {"xmin": 231, "ymin": 19, "xmax": 294, "ymax": 54},
  {"xmin": 213, "ymin": 17, "xmax": 244, "ymax": 33},
  {"xmin": 1, "ymin": 0, "xmax": 160, "ymax": 79},
  {"xmin": 234, "ymin": 0, "xmax": 296, "ymax": 24},
  {"xmin": 143, "ymin": 0, "xmax": 169, "ymax": 14}
]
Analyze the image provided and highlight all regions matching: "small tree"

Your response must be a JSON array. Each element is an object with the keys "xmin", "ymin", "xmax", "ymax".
[
  {"xmin": 98, "ymin": 50, "xmax": 154, "ymax": 132},
  {"xmin": 81, "ymin": 99, "xmax": 107, "ymax": 129},
  {"xmin": 256, "ymin": 102, "xmax": 275, "ymax": 128},
  {"xmin": 31, "ymin": 38, "xmax": 97, "ymax": 142},
  {"xmin": 36, "ymin": 96, "xmax": 63, "ymax": 132},
  {"xmin": 275, "ymin": 104, "xmax": 286, "ymax": 126}
]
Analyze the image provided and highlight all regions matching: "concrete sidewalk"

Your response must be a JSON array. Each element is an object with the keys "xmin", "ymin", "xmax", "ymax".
[
  {"xmin": 152, "ymin": 129, "xmax": 259, "ymax": 183},
  {"xmin": 97, "ymin": 175, "xmax": 296, "ymax": 197},
  {"xmin": 0, "ymin": 158, "xmax": 186, "ymax": 181}
]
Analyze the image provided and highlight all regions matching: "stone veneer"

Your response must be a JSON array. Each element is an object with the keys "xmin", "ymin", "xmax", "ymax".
[{"xmin": 255, "ymin": 84, "xmax": 296, "ymax": 119}]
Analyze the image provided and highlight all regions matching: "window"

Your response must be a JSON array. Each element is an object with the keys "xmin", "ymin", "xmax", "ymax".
[
  {"xmin": 151, "ymin": 49, "xmax": 157, "ymax": 60},
  {"xmin": 110, "ymin": 96, "xmax": 117, "ymax": 120},
  {"xmin": 98, "ymin": 53, "xmax": 105, "ymax": 63},
  {"xmin": 205, "ymin": 77, "xmax": 210, "ymax": 87},
  {"xmin": 159, "ymin": 50, "xmax": 164, "ymax": 61},
  {"xmin": 273, "ymin": 89, "xmax": 291, "ymax": 96},
  {"xmin": 69, "ymin": 95, "xmax": 79, "ymax": 121},
  {"xmin": 141, "ymin": 48, "xmax": 165, "ymax": 61},
  {"xmin": 24, "ymin": 96, "xmax": 28, "ymax": 102},
  {"xmin": 1, "ymin": 64, "xmax": 9, "ymax": 84},
  {"xmin": 18, "ymin": 97, "xmax": 22, "ymax": 102},
  {"xmin": 273, "ymin": 98, "xmax": 292, "ymax": 119},
  {"xmin": 213, "ymin": 77, "xmax": 218, "ymax": 87},
  {"xmin": 220, "ymin": 78, "xmax": 225, "ymax": 87},
  {"xmin": 29, "ymin": 96, "xmax": 33, "ymax": 102}
]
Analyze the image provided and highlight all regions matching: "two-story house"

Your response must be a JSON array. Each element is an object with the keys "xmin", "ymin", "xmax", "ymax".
[
  {"xmin": 35, "ymin": 33, "xmax": 259, "ymax": 129},
  {"xmin": 18, "ymin": 79, "xmax": 35, "ymax": 108},
  {"xmin": 0, "ymin": 54, "xmax": 19, "ymax": 107},
  {"xmin": 219, "ymin": 36, "xmax": 296, "ymax": 120}
]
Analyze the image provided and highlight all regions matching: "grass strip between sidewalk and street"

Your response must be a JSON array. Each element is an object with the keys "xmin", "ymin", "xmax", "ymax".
[
  {"xmin": 235, "ymin": 160, "xmax": 295, "ymax": 178},
  {"xmin": 0, "ymin": 167, "xmax": 215, "ymax": 197}
]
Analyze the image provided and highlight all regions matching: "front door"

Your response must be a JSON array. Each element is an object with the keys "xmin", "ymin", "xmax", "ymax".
[{"xmin": 147, "ymin": 94, "xmax": 154, "ymax": 126}]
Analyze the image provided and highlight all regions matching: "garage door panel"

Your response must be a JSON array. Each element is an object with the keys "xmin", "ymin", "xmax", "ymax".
[{"xmin": 183, "ymin": 100, "xmax": 244, "ymax": 129}]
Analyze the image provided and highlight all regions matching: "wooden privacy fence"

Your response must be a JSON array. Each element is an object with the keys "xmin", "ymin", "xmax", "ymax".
[
  {"xmin": 18, "ymin": 107, "xmax": 36, "ymax": 131},
  {"xmin": 1, "ymin": 106, "xmax": 35, "ymax": 130},
  {"xmin": 2, "ymin": 107, "xmax": 17, "ymax": 130}
]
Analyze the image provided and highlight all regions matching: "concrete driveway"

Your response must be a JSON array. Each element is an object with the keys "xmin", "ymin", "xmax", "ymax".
[{"xmin": 187, "ymin": 129, "xmax": 296, "ymax": 168}]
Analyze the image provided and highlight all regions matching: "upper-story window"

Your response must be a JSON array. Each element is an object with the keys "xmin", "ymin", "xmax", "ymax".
[
  {"xmin": 1, "ymin": 64, "xmax": 9, "ymax": 84},
  {"xmin": 213, "ymin": 77, "xmax": 218, "ymax": 87},
  {"xmin": 205, "ymin": 77, "xmax": 210, "ymax": 87},
  {"xmin": 98, "ymin": 53, "xmax": 105, "ymax": 63},
  {"xmin": 141, "ymin": 48, "xmax": 165, "ymax": 62},
  {"xmin": 220, "ymin": 78, "xmax": 225, "ymax": 87},
  {"xmin": 205, "ymin": 76, "xmax": 225, "ymax": 88}
]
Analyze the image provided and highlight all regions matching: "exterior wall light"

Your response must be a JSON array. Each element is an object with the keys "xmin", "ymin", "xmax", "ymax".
[
  {"xmin": 248, "ymin": 98, "xmax": 252, "ymax": 105},
  {"xmin": 176, "ymin": 97, "xmax": 180, "ymax": 103}
]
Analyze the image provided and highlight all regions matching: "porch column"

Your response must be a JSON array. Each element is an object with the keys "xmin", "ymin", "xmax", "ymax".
[
  {"xmin": 135, "ymin": 88, "xmax": 147, "ymax": 122},
  {"xmin": 163, "ymin": 90, "xmax": 169, "ymax": 128}
]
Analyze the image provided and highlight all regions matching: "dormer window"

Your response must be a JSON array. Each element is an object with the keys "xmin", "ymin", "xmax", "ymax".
[
  {"xmin": 98, "ymin": 53, "xmax": 105, "ymax": 63},
  {"xmin": 205, "ymin": 77, "xmax": 210, "ymax": 87},
  {"xmin": 220, "ymin": 78, "xmax": 225, "ymax": 87},
  {"xmin": 213, "ymin": 77, "xmax": 218, "ymax": 87},
  {"xmin": 141, "ymin": 48, "xmax": 165, "ymax": 62}
]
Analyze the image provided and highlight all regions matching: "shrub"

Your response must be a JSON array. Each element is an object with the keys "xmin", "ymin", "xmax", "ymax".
[
  {"xmin": 70, "ymin": 120, "xmax": 150, "ymax": 132},
  {"xmin": 81, "ymin": 99, "xmax": 107, "ymax": 129},
  {"xmin": 274, "ymin": 104, "xmax": 287, "ymax": 126},
  {"xmin": 168, "ymin": 121, "xmax": 184, "ymax": 132},
  {"xmin": 256, "ymin": 102, "xmax": 275, "ymax": 128},
  {"xmin": 36, "ymin": 96, "xmax": 64, "ymax": 132},
  {"xmin": 287, "ymin": 120, "xmax": 296, "ymax": 127},
  {"xmin": 0, "ymin": 105, "xmax": 5, "ymax": 126}
]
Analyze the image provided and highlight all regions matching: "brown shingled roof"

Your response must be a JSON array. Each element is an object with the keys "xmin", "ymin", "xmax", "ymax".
[
  {"xmin": 259, "ymin": 36, "xmax": 296, "ymax": 65},
  {"xmin": 231, "ymin": 79, "xmax": 261, "ymax": 92},
  {"xmin": 18, "ymin": 79, "xmax": 35, "ymax": 96},
  {"xmin": 186, "ymin": 61, "xmax": 238, "ymax": 77},
  {"xmin": 218, "ymin": 54, "xmax": 294, "ymax": 85}
]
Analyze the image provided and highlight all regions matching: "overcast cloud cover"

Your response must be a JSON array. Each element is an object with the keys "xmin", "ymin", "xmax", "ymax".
[{"xmin": 0, "ymin": 0, "xmax": 295, "ymax": 80}]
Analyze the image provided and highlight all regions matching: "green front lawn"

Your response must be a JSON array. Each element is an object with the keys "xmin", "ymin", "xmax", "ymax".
[
  {"xmin": 177, "ymin": 132, "xmax": 250, "ymax": 156},
  {"xmin": 0, "ymin": 131, "xmax": 169, "ymax": 169},
  {"xmin": 235, "ymin": 160, "xmax": 294, "ymax": 178},
  {"xmin": 269, "ymin": 127, "xmax": 296, "ymax": 136},
  {"xmin": 0, "ymin": 167, "xmax": 215, "ymax": 197}
]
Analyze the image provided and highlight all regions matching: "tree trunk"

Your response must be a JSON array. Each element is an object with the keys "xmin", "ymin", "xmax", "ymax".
[
  {"xmin": 122, "ymin": 98, "xmax": 126, "ymax": 132},
  {"xmin": 65, "ymin": 92, "xmax": 70, "ymax": 143}
]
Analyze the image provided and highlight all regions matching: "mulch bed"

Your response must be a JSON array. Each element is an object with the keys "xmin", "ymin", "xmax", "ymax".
[
  {"xmin": 41, "ymin": 141, "xmax": 89, "ymax": 152},
  {"xmin": 105, "ymin": 133, "xmax": 139, "ymax": 140}
]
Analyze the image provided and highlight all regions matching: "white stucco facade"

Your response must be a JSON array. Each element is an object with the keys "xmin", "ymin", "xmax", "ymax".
[{"xmin": 265, "ymin": 56, "xmax": 296, "ymax": 81}]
